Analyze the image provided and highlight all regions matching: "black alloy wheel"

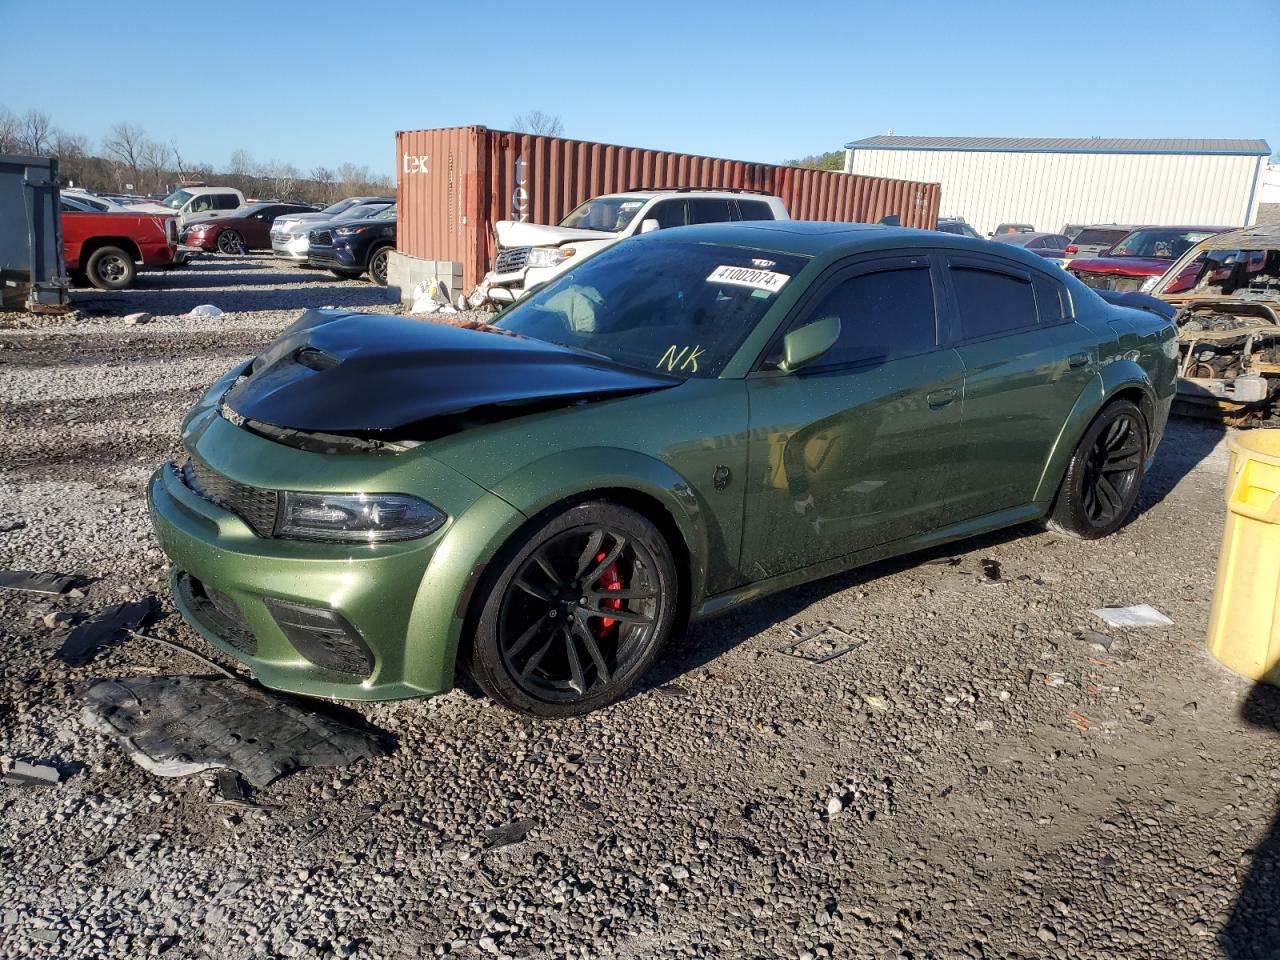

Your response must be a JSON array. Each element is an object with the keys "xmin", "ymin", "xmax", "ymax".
[
  {"xmin": 1049, "ymin": 399, "xmax": 1148, "ymax": 539},
  {"xmin": 469, "ymin": 501, "xmax": 678, "ymax": 716},
  {"xmin": 368, "ymin": 246, "xmax": 390, "ymax": 285},
  {"xmin": 217, "ymin": 229, "xmax": 244, "ymax": 254},
  {"xmin": 1081, "ymin": 412, "xmax": 1143, "ymax": 525}
]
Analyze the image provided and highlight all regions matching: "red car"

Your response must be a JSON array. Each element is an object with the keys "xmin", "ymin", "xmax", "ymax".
[
  {"xmin": 182, "ymin": 201, "xmax": 318, "ymax": 254},
  {"xmin": 1067, "ymin": 226, "xmax": 1230, "ymax": 292},
  {"xmin": 61, "ymin": 201, "xmax": 179, "ymax": 290}
]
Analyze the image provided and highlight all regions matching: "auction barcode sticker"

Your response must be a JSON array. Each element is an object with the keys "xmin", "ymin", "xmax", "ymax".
[{"xmin": 706, "ymin": 264, "xmax": 790, "ymax": 294}]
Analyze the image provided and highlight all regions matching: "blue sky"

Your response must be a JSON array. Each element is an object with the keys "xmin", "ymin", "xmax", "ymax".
[{"xmin": 3, "ymin": 0, "xmax": 1277, "ymax": 174}]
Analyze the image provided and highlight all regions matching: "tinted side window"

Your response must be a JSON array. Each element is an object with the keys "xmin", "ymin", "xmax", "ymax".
[
  {"xmin": 1032, "ymin": 274, "xmax": 1069, "ymax": 323},
  {"xmin": 803, "ymin": 266, "xmax": 938, "ymax": 368},
  {"xmin": 648, "ymin": 200, "xmax": 687, "ymax": 229},
  {"xmin": 688, "ymin": 198, "xmax": 734, "ymax": 224},
  {"xmin": 950, "ymin": 266, "xmax": 1038, "ymax": 339},
  {"xmin": 213, "ymin": 194, "xmax": 240, "ymax": 210},
  {"xmin": 736, "ymin": 200, "xmax": 773, "ymax": 221}
]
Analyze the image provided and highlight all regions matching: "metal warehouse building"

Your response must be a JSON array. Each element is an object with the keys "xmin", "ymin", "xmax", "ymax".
[{"xmin": 844, "ymin": 136, "xmax": 1271, "ymax": 237}]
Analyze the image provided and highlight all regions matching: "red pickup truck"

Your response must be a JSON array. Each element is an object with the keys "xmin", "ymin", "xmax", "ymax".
[{"xmin": 61, "ymin": 204, "xmax": 180, "ymax": 290}]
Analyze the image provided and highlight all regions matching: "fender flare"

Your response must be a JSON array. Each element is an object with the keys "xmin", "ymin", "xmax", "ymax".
[
  {"xmin": 485, "ymin": 446, "xmax": 711, "ymax": 603},
  {"xmin": 1032, "ymin": 359, "xmax": 1158, "ymax": 504}
]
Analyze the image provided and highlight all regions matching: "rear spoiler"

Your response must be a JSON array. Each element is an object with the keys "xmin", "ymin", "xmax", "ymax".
[{"xmin": 1096, "ymin": 290, "xmax": 1175, "ymax": 321}]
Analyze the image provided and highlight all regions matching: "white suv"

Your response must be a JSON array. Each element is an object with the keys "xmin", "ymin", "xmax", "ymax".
[{"xmin": 480, "ymin": 189, "xmax": 789, "ymax": 303}]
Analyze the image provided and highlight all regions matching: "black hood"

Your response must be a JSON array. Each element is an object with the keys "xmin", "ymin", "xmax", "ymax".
[{"xmin": 221, "ymin": 309, "xmax": 680, "ymax": 437}]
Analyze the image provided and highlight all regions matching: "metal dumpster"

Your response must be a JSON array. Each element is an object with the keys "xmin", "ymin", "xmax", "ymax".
[{"xmin": 0, "ymin": 154, "xmax": 68, "ymax": 312}]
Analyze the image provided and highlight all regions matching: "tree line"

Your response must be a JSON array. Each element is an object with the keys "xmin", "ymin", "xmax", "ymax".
[{"xmin": 0, "ymin": 105, "xmax": 394, "ymax": 205}]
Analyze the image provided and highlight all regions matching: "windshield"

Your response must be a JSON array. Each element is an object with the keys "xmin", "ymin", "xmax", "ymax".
[
  {"xmin": 1108, "ymin": 228, "xmax": 1217, "ymax": 259},
  {"xmin": 1074, "ymin": 227, "xmax": 1130, "ymax": 246},
  {"xmin": 493, "ymin": 240, "xmax": 810, "ymax": 379},
  {"xmin": 338, "ymin": 203, "xmax": 391, "ymax": 221},
  {"xmin": 320, "ymin": 199, "xmax": 358, "ymax": 216},
  {"xmin": 161, "ymin": 189, "xmax": 193, "ymax": 209},
  {"xmin": 559, "ymin": 196, "xmax": 648, "ymax": 233}
]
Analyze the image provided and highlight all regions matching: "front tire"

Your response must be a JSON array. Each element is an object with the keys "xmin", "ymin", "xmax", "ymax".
[
  {"xmin": 468, "ymin": 501, "xmax": 679, "ymax": 717},
  {"xmin": 216, "ymin": 230, "xmax": 243, "ymax": 255},
  {"xmin": 85, "ymin": 246, "xmax": 136, "ymax": 290},
  {"xmin": 1048, "ymin": 399, "xmax": 1148, "ymax": 539},
  {"xmin": 368, "ymin": 245, "xmax": 391, "ymax": 286}
]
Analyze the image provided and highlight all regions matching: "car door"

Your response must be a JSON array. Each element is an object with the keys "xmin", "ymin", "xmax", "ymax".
[
  {"xmin": 741, "ymin": 253, "xmax": 967, "ymax": 581},
  {"xmin": 941, "ymin": 253, "xmax": 1096, "ymax": 517},
  {"xmin": 245, "ymin": 205, "xmax": 280, "ymax": 247}
]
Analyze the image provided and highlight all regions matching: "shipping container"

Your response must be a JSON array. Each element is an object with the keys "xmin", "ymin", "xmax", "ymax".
[
  {"xmin": 845, "ymin": 136, "xmax": 1271, "ymax": 237},
  {"xmin": 395, "ymin": 126, "xmax": 940, "ymax": 293}
]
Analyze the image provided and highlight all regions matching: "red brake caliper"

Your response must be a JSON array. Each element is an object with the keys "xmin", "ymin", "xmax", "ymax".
[{"xmin": 593, "ymin": 551, "xmax": 624, "ymax": 637}]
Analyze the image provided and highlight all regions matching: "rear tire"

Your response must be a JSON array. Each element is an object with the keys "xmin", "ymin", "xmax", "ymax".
[
  {"xmin": 85, "ymin": 246, "xmax": 136, "ymax": 290},
  {"xmin": 468, "ymin": 501, "xmax": 679, "ymax": 717},
  {"xmin": 1048, "ymin": 399, "xmax": 1148, "ymax": 539}
]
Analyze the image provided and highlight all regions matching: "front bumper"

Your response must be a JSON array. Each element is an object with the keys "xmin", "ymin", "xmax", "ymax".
[
  {"xmin": 182, "ymin": 232, "xmax": 220, "ymax": 252},
  {"xmin": 308, "ymin": 243, "xmax": 359, "ymax": 270},
  {"xmin": 482, "ymin": 262, "xmax": 572, "ymax": 303},
  {"xmin": 146, "ymin": 415, "xmax": 526, "ymax": 701},
  {"xmin": 271, "ymin": 235, "xmax": 310, "ymax": 260}
]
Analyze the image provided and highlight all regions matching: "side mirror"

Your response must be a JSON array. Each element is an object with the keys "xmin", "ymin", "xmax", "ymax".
[
  {"xmin": 639, "ymin": 218, "xmax": 660, "ymax": 234},
  {"xmin": 780, "ymin": 316, "xmax": 841, "ymax": 372}
]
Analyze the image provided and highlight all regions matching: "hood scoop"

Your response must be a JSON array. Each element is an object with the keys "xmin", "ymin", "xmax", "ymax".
[{"xmin": 221, "ymin": 309, "xmax": 679, "ymax": 438}]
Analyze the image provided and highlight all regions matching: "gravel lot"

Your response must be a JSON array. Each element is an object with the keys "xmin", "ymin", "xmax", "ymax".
[{"xmin": 2, "ymin": 255, "xmax": 1278, "ymax": 960}]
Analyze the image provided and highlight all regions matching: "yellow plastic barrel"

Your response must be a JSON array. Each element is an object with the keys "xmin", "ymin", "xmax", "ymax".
[{"xmin": 1208, "ymin": 430, "xmax": 1280, "ymax": 684}]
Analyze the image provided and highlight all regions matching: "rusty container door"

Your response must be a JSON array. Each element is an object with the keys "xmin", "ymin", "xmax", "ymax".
[{"xmin": 396, "ymin": 126, "xmax": 940, "ymax": 292}]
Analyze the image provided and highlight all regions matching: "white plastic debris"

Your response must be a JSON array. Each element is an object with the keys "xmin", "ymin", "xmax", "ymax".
[
  {"xmin": 186, "ymin": 304, "xmax": 224, "ymax": 318},
  {"xmin": 1090, "ymin": 604, "xmax": 1173, "ymax": 628},
  {"xmin": 410, "ymin": 279, "xmax": 456, "ymax": 315},
  {"xmin": 122, "ymin": 311, "xmax": 151, "ymax": 326}
]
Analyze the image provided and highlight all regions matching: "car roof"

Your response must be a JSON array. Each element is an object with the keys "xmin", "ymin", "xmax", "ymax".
[
  {"xmin": 632, "ymin": 220, "xmax": 1067, "ymax": 269},
  {"xmin": 597, "ymin": 189, "xmax": 781, "ymax": 201}
]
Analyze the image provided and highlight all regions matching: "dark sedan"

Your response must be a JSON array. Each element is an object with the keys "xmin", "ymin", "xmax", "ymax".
[
  {"xmin": 991, "ymin": 231, "xmax": 1072, "ymax": 263},
  {"xmin": 1068, "ymin": 226, "xmax": 1229, "ymax": 292},
  {"xmin": 183, "ymin": 202, "xmax": 319, "ymax": 254}
]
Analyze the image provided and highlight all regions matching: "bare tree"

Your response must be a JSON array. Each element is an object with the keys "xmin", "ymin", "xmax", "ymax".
[
  {"xmin": 510, "ymin": 110, "xmax": 565, "ymax": 137},
  {"xmin": 228, "ymin": 148, "xmax": 254, "ymax": 177},
  {"xmin": 101, "ymin": 122, "xmax": 149, "ymax": 188},
  {"xmin": 0, "ymin": 106, "xmax": 22, "ymax": 153},
  {"xmin": 18, "ymin": 110, "xmax": 54, "ymax": 155},
  {"xmin": 140, "ymin": 139, "xmax": 173, "ymax": 192}
]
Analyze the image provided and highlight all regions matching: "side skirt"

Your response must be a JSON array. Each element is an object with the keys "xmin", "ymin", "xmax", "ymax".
[{"xmin": 694, "ymin": 502, "xmax": 1045, "ymax": 621}]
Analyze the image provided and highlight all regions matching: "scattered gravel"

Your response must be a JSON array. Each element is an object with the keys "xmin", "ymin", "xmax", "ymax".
[{"xmin": 2, "ymin": 255, "xmax": 1279, "ymax": 959}]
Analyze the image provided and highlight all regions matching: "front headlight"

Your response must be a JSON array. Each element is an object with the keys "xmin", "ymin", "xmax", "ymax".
[
  {"xmin": 334, "ymin": 225, "xmax": 364, "ymax": 237},
  {"xmin": 527, "ymin": 246, "xmax": 575, "ymax": 268},
  {"xmin": 1139, "ymin": 275, "xmax": 1160, "ymax": 293},
  {"xmin": 277, "ymin": 492, "xmax": 446, "ymax": 543}
]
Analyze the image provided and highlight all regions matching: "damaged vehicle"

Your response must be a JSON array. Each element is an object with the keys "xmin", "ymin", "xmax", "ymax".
[
  {"xmin": 479, "ymin": 188, "xmax": 789, "ymax": 304},
  {"xmin": 1067, "ymin": 225, "xmax": 1228, "ymax": 292},
  {"xmin": 148, "ymin": 222, "xmax": 1175, "ymax": 716},
  {"xmin": 1146, "ymin": 224, "xmax": 1280, "ymax": 423}
]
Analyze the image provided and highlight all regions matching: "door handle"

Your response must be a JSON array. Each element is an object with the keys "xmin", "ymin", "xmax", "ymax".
[
  {"xmin": 1068, "ymin": 352, "xmax": 1090, "ymax": 369},
  {"xmin": 926, "ymin": 387, "xmax": 958, "ymax": 409}
]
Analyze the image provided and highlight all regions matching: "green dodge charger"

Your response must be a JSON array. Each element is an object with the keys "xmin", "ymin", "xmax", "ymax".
[{"xmin": 148, "ymin": 222, "xmax": 1176, "ymax": 716}]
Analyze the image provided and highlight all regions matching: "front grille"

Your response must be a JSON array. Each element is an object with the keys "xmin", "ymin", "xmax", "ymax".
[
  {"xmin": 1074, "ymin": 272, "xmax": 1145, "ymax": 293},
  {"xmin": 310, "ymin": 229, "xmax": 332, "ymax": 246},
  {"xmin": 176, "ymin": 572, "xmax": 257, "ymax": 656},
  {"xmin": 494, "ymin": 246, "xmax": 531, "ymax": 274},
  {"xmin": 180, "ymin": 458, "xmax": 278, "ymax": 537}
]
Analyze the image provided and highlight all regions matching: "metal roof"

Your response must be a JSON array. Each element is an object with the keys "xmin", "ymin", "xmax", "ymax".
[{"xmin": 844, "ymin": 136, "xmax": 1271, "ymax": 156}]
